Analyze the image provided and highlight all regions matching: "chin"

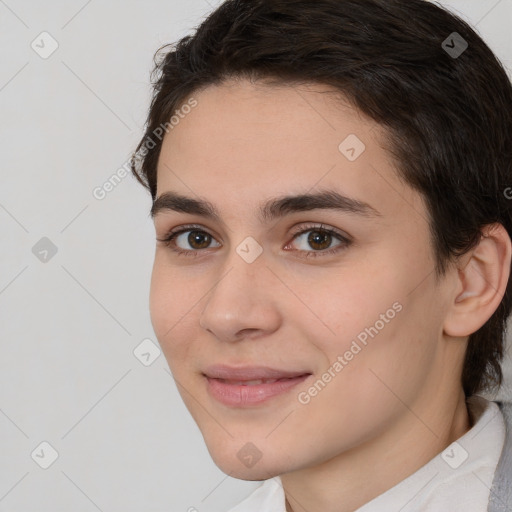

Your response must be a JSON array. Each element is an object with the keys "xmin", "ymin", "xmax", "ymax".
[
  {"xmin": 216, "ymin": 460, "xmax": 282, "ymax": 481},
  {"xmin": 208, "ymin": 442, "xmax": 297, "ymax": 481}
]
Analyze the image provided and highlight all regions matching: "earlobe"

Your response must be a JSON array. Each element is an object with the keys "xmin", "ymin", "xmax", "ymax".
[{"xmin": 444, "ymin": 223, "xmax": 512, "ymax": 338}]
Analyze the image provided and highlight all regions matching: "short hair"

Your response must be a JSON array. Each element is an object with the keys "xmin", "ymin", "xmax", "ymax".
[{"xmin": 130, "ymin": 0, "xmax": 512, "ymax": 397}]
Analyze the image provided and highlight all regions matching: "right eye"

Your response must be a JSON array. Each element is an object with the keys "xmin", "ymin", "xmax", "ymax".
[{"xmin": 157, "ymin": 225, "xmax": 221, "ymax": 256}]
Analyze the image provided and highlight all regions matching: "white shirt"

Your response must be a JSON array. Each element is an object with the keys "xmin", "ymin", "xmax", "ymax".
[{"xmin": 227, "ymin": 396, "xmax": 505, "ymax": 512}]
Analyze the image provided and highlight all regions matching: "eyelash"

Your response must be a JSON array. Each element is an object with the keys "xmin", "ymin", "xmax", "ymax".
[{"xmin": 157, "ymin": 223, "xmax": 352, "ymax": 259}]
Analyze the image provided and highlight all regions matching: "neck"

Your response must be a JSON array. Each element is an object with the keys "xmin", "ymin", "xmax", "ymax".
[{"xmin": 282, "ymin": 388, "xmax": 470, "ymax": 512}]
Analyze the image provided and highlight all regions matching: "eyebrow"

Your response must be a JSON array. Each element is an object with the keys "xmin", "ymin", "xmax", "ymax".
[{"xmin": 150, "ymin": 189, "xmax": 382, "ymax": 222}]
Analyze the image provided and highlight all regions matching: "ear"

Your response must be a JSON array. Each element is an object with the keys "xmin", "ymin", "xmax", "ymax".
[{"xmin": 444, "ymin": 223, "xmax": 512, "ymax": 338}]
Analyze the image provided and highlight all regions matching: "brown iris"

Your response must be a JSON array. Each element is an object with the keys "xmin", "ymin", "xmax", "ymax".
[
  {"xmin": 188, "ymin": 231, "xmax": 212, "ymax": 249},
  {"xmin": 307, "ymin": 230, "xmax": 332, "ymax": 251}
]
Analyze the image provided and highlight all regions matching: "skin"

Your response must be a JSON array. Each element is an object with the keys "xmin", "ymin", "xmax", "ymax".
[{"xmin": 149, "ymin": 78, "xmax": 511, "ymax": 512}]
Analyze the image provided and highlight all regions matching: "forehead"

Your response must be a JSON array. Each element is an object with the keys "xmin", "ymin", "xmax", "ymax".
[{"xmin": 155, "ymin": 79, "xmax": 425, "ymax": 224}]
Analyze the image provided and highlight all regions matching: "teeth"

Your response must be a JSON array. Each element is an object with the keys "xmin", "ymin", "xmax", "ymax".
[{"xmin": 221, "ymin": 378, "xmax": 279, "ymax": 385}]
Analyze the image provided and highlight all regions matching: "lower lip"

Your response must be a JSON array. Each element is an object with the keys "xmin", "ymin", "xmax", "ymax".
[{"xmin": 205, "ymin": 374, "xmax": 311, "ymax": 406}]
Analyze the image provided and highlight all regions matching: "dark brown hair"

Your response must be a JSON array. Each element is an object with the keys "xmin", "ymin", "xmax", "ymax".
[{"xmin": 130, "ymin": 0, "xmax": 512, "ymax": 397}]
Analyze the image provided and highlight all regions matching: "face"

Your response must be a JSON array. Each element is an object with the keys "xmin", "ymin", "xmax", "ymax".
[{"xmin": 150, "ymin": 79, "xmax": 457, "ymax": 480}]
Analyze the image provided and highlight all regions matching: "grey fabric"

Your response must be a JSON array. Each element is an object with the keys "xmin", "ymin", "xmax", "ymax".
[{"xmin": 487, "ymin": 401, "xmax": 512, "ymax": 511}]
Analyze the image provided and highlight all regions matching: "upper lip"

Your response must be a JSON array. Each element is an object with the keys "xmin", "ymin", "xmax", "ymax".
[{"xmin": 203, "ymin": 364, "xmax": 311, "ymax": 381}]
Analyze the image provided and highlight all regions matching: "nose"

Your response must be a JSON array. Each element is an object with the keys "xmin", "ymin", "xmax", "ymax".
[{"xmin": 198, "ymin": 247, "xmax": 282, "ymax": 342}]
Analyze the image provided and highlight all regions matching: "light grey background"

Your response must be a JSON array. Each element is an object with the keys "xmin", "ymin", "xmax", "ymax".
[{"xmin": 0, "ymin": 1, "xmax": 510, "ymax": 511}]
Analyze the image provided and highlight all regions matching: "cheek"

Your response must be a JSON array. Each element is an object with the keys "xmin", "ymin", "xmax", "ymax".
[
  {"xmin": 149, "ymin": 259, "xmax": 198, "ymax": 365},
  {"xmin": 298, "ymin": 252, "xmax": 438, "ymax": 394},
  {"xmin": 290, "ymin": 306, "xmax": 438, "ymax": 457},
  {"xmin": 293, "ymin": 264, "xmax": 393, "ymax": 351},
  {"xmin": 149, "ymin": 260, "xmax": 171, "ymax": 338},
  {"xmin": 309, "ymin": 236, "xmax": 435, "ymax": 354},
  {"xmin": 309, "ymin": 293, "xmax": 439, "ymax": 427}
]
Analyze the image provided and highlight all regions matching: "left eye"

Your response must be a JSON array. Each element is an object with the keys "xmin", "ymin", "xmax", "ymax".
[{"xmin": 288, "ymin": 228, "xmax": 347, "ymax": 252}]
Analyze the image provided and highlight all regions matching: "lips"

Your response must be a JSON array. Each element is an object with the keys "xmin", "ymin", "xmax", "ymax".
[
  {"xmin": 203, "ymin": 364, "xmax": 311, "ymax": 382},
  {"xmin": 204, "ymin": 372, "xmax": 311, "ymax": 407},
  {"xmin": 218, "ymin": 378, "xmax": 284, "ymax": 385},
  {"xmin": 202, "ymin": 364, "xmax": 312, "ymax": 406}
]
